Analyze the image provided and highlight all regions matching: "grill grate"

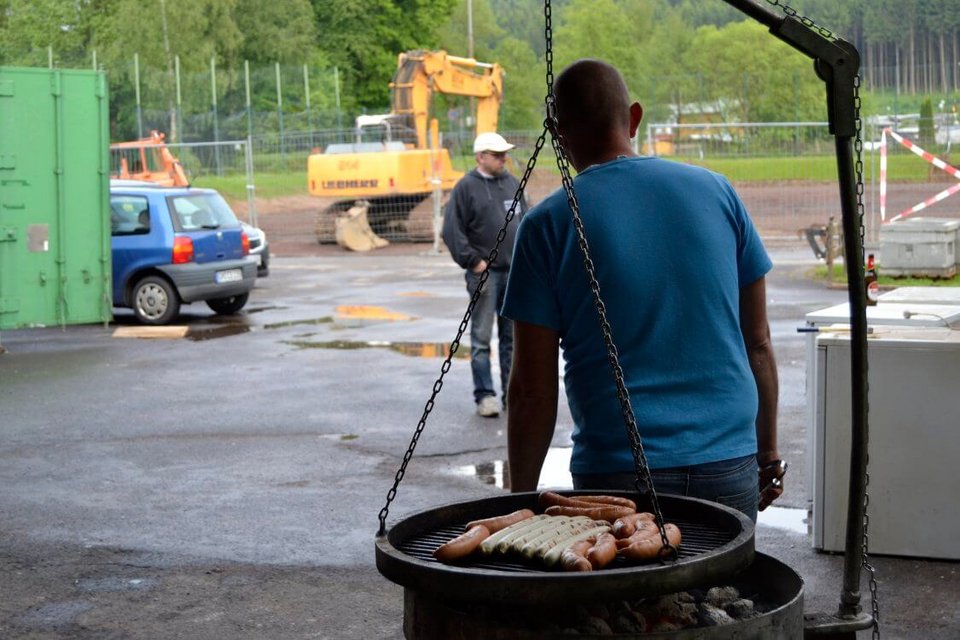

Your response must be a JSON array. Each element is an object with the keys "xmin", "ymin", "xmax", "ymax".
[
  {"xmin": 377, "ymin": 492, "xmax": 754, "ymax": 604},
  {"xmin": 398, "ymin": 515, "xmax": 732, "ymax": 572}
]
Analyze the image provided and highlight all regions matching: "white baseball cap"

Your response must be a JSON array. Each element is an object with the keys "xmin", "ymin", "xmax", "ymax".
[{"xmin": 473, "ymin": 132, "xmax": 515, "ymax": 153}]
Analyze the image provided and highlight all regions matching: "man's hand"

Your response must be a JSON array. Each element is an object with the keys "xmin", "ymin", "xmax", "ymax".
[
  {"xmin": 472, "ymin": 259, "xmax": 488, "ymax": 273},
  {"xmin": 758, "ymin": 459, "xmax": 787, "ymax": 511}
]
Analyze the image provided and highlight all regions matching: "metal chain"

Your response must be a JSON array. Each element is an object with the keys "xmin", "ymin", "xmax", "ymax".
[
  {"xmin": 763, "ymin": 0, "xmax": 836, "ymax": 40},
  {"xmin": 541, "ymin": 0, "xmax": 674, "ymax": 559},
  {"xmin": 767, "ymin": 0, "xmax": 879, "ymax": 635},
  {"xmin": 377, "ymin": 128, "xmax": 548, "ymax": 536},
  {"xmin": 853, "ymin": 74, "xmax": 881, "ymax": 640}
]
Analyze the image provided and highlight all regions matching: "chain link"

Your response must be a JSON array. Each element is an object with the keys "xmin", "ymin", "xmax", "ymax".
[
  {"xmin": 763, "ymin": 0, "xmax": 836, "ymax": 40},
  {"xmin": 542, "ymin": 0, "xmax": 673, "ymax": 558},
  {"xmin": 377, "ymin": 128, "xmax": 548, "ymax": 536}
]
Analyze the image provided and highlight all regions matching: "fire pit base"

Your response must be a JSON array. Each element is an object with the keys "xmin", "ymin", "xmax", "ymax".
[{"xmin": 402, "ymin": 552, "xmax": 803, "ymax": 639}]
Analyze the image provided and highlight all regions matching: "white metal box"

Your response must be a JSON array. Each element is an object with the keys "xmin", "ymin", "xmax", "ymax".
[
  {"xmin": 879, "ymin": 216, "xmax": 958, "ymax": 278},
  {"xmin": 812, "ymin": 328, "xmax": 960, "ymax": 559}
]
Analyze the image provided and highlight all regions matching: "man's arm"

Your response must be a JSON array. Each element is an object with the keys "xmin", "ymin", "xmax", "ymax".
[
  {"xmin": 739, "ymin": 276, "xmax": 782, "ymax": 509},
  {"xmin": 507, "ymin": 320, "xmax": 560, "ymax": 493}
]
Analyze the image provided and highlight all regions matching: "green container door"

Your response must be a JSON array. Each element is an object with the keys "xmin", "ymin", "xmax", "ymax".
[{"xmin": 0, "ymin": 67, "xmax": 111, "ymax": 329}]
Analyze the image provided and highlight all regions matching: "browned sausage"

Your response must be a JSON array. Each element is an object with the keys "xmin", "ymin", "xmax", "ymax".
[
  {"xmin": 611, "ymin": 512, "xmax": 656, "ymax": 539},
  {"xmin": 559, "ymin": 539, "xmax": 593, "ymax": 572},
  {"xmin": 538, "ymin": 491, "xmax": 636, "ymax": 512},
  {"xmin": 433, "ymin": 525, "xmax": 490, "ymax": 563},
  {"xmin": 615, "ymin": 518, "xmax": 660, "ymax": 549},
  {"xmin": 466, "ymin": 509, "xmax": 535, "ymax": 534},
  {"xmin": 544, "ymin": 504, "xmax": 635, "ymax": 523},
  {"xmin": 586, "ymin": 532, "xmax": 618, "ymax": 569},
  {"xmin": 571, "ymin": 495, "xmax": 637, "ymax": 511},
  {"xmin": 618, "ymin": 523, "xmax": 681, "ymax": 562}
]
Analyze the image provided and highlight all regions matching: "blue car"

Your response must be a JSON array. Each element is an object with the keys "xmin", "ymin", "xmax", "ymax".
[{"xmin": 110, "ymin": 181, "xmax": 257, "ymax": 325}]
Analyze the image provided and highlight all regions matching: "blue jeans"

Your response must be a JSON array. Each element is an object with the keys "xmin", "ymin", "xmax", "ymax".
[
  {"xmin": 572, "ymin": 454, "xmax": 759, "ymax": 522},
  {"xmin": 465, "ymin": 269, "xmax": 513, "ymax": 404}
]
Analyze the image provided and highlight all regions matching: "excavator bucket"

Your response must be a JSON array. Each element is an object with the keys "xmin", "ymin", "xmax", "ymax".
[{"xmin": 335, "ymin": 202, "xmax": 389, "ymax": 252}]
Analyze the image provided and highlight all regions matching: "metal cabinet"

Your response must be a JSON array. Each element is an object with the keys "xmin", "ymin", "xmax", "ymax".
[{"xmin": 812, "ymin": 328, "xmax": 960, "ymax": 559}]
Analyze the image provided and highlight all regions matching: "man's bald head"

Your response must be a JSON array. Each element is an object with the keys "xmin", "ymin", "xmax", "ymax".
[{"xmin": 554, "ymin": 59, "xmax": 632, "ymax": 137}]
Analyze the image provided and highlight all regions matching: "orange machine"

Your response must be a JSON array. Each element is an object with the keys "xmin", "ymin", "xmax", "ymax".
[{"xmin": 110, "ymin": 131, "xmax": 189, "ymax": 187}]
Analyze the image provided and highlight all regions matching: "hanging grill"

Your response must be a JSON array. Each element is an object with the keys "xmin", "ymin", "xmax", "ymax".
[
  {"xmin": 376, "ymin": 492, "xmax": 754, "ymax": 606},
  {"xmin": 376, "ymin": 0, "xmax": 878, "ymax": 636}
]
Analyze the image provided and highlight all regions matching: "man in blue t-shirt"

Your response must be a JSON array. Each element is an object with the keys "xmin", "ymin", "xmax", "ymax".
[{"xmin": 501, "ymin": 60, "xmax": 784, "ymax": 521}]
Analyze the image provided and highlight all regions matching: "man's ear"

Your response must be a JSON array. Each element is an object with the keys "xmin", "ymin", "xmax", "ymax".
[{"xmin": 629, "ymin": 102, "xmax": 643, "ymax": 138}]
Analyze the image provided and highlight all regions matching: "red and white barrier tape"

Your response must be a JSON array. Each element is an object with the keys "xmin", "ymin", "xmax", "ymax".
[{"xmin": 880, "ymin": 127, "xmax": 960, "ymax": 222}]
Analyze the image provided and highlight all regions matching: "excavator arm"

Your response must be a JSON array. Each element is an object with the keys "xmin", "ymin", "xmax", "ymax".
[{"xmin": 390, "ymin": 50, "xmax": 503, "ymax": 149}]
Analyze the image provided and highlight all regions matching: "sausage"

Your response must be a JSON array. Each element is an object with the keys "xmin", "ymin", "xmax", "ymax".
[
  {"xmin": 611, "ymin": 512, "xmax": 656, "ymax": 539},
  {"xmin": 538, "ymin": 491, "xmax": 593, "ymax": 510},
  {"xmin": 618, "ymin": 523, "xmax": 682, "ymax": 562},
  {"xmin": 559, "ymin": 539, "xmax": 593, "ymax": 572},
  {"xmin": 433, "ymin": 525, "xmax": 490, "ymax": 563},
  {"xmin": 570, "ymin": 495, "xmax": 637, "ymax": 511},
  {"xmin": 544, "ymin": 504, "xmax": 635, "ymax": 523},
  {"xmin": 466, "ymin": 508, "xmax": 535, "ymax": 534},
  {"xmin": 615, "ymin": 519, "xmax": 660, "ymax": 549},
  {"xmin": 586, "ymin": 532, "xmax": 618, "ymax": 570}
]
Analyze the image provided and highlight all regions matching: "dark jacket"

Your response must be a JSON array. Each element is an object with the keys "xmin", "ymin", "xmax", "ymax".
[{"xmin": 442, "ymin": 169, "xmax": 527, "ymax": 271}]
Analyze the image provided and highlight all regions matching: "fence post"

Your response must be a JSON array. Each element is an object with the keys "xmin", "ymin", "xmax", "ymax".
[
  {"xmin": 175, "ymin": 55, "xmax": 182, "ymax": 143},
  {"xmin": 244, "ymin": 60, "xmax": 253, "ymax": 142},
  {"xmin": 304, "ymin": 64, "xmax": 313, "ymax": 147},
  {"xmin": 245, "ymin": 137, "xmax": 258, "ymax": 229},
  {"xmin": 276, "ymin": 62, "xmax": 285, "ymax": 168},
  {"xmin": 92, "ymin": 50, "xmax": 97, "ymax": 71},
  {"xmin": 211, "ymin": 56, "xmax": 222, "ymax": 176},
  {"xmin": 334, "ymin": 66, "xmax": 342, "ymax": 131},
  {"xmin": 135, "ymin": 53, "xmax": 143, "ymax": 138}
]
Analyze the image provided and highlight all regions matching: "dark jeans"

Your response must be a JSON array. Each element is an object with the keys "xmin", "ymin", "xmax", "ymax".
[
  {"xmin": 573, "ymin": 454, "xmax": 759, "ymax": 522},
  {"xmin": 465, "ymin": 269, "xmax": 513, "ymax": 404}
]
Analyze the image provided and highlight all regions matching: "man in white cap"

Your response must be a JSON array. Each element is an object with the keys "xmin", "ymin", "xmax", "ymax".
[{"xmin": 442, "ymin": 132, "xmax": 528, "ymax": 417}]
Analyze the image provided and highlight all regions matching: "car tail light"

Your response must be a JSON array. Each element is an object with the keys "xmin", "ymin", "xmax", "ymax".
[
  {"xmin": 241, "ymin": 230, "xmax": 250, "ymax": 256},
  {"xmin": 172, "ymin": 235, "xmax": 194, "ymax": 264}
]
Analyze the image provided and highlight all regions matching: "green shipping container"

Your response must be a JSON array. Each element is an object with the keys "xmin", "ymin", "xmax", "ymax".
[{"xmin": 0, "ymin": 67, "xmax": 111, "ymax": 330}]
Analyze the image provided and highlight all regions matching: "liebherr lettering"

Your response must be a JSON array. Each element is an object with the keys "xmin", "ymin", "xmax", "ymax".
[{"xmin": 321, "ymin": 179, "xmax": 379, "ymax": 189}]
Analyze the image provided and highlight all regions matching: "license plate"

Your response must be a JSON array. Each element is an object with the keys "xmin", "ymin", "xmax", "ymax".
[{"xmin": 215, "ymin": 268, "xmax": 242, "ymax": 284}]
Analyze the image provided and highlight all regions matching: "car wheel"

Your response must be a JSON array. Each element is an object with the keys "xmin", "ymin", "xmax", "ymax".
[
  {"xmin": 206, "ymin": 293, "xmax": 249, "ymax": 315},
  {"xmin": 257, "ymin": 254, "xmax": 269, "ymax": 277},
  {"xmin": 132, "ymin": 275, "xmax": 180, "ymax": 325}
]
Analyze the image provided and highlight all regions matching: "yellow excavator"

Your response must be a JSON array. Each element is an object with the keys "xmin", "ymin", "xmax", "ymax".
[{"xmin": 309, "ymin": 50, "xmax": 504, "ymax": 249}]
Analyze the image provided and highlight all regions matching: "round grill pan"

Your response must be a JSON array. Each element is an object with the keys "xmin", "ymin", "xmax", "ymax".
[{"xmin": 375, "ymin": 490, "xmax": 754, "ymax": 605}]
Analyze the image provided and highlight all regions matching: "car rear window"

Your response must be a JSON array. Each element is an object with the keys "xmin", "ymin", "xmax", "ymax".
[{"xmin": 168, "ymin": 192, "xmax": 240, "ymax": 230}]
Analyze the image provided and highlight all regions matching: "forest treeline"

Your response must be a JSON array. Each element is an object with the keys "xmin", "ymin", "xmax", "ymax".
[{"xmin": 1, "ymin": 0, "xmax": 957, "ymax": 135}]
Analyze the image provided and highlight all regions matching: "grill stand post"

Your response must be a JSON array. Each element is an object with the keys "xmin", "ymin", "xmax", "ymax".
[{"xmin": 721, "ymin": 1, "xmax": 875, "ymax": 637}]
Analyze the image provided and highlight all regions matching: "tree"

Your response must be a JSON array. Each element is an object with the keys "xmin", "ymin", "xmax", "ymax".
[
  {"xmin": 235, "ymin": 0, "xmax": 317, "ymax": 65},
  {"xmin": 919, "ymin": 97, "xmax": 934, "ymax": 145},
  {"xmin": 311, "ymin": 0, "xmax": 457, "ymax": 112}
]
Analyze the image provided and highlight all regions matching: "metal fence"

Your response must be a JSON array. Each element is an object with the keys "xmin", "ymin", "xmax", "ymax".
[{"xmin": 106, "ymin": 120, "xmax": 960, "ymax": 254}]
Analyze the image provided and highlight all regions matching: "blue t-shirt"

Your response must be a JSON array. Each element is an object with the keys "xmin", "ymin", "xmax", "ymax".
[{"xmin": 501, "ymin": 156, "xmax": 772, "ymax": 474}]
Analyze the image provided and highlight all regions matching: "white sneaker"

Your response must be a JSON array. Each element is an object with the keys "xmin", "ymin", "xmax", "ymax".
[{"xmin": 476, "ymin": 396, "xmax": 500, "ymax": 418}]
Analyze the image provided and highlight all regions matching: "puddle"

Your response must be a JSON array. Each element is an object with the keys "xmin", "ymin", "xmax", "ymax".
[
  {"xmin": 335, "ymin": 305, "xmax": 414, "ymax": 321},
  {"xmin": 75, "ymin": 577, "xmax": 157, "ymax": 593},
  {"xmin": 757, "ymin": 505, "xmax": 808, "ymax": 535},
  {"xmin": 456, "ymin": 447, "xmax": 572, "ymax": 490},
  {"xmin": 284, "ymin": 340, "xmax": 468, "ymax": 359},
  {"xmin": 187, "ymin": 324, "xmax": 252, "ymax": 341},
  {"xmin": 264, "ymin": 317, "xmax": 334, "ymax": 330}
]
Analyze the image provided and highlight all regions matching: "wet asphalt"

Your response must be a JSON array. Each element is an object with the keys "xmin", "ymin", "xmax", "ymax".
[{"xmin": 0, "ymin": 241, "xmax": 957, "ymax": 639}]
